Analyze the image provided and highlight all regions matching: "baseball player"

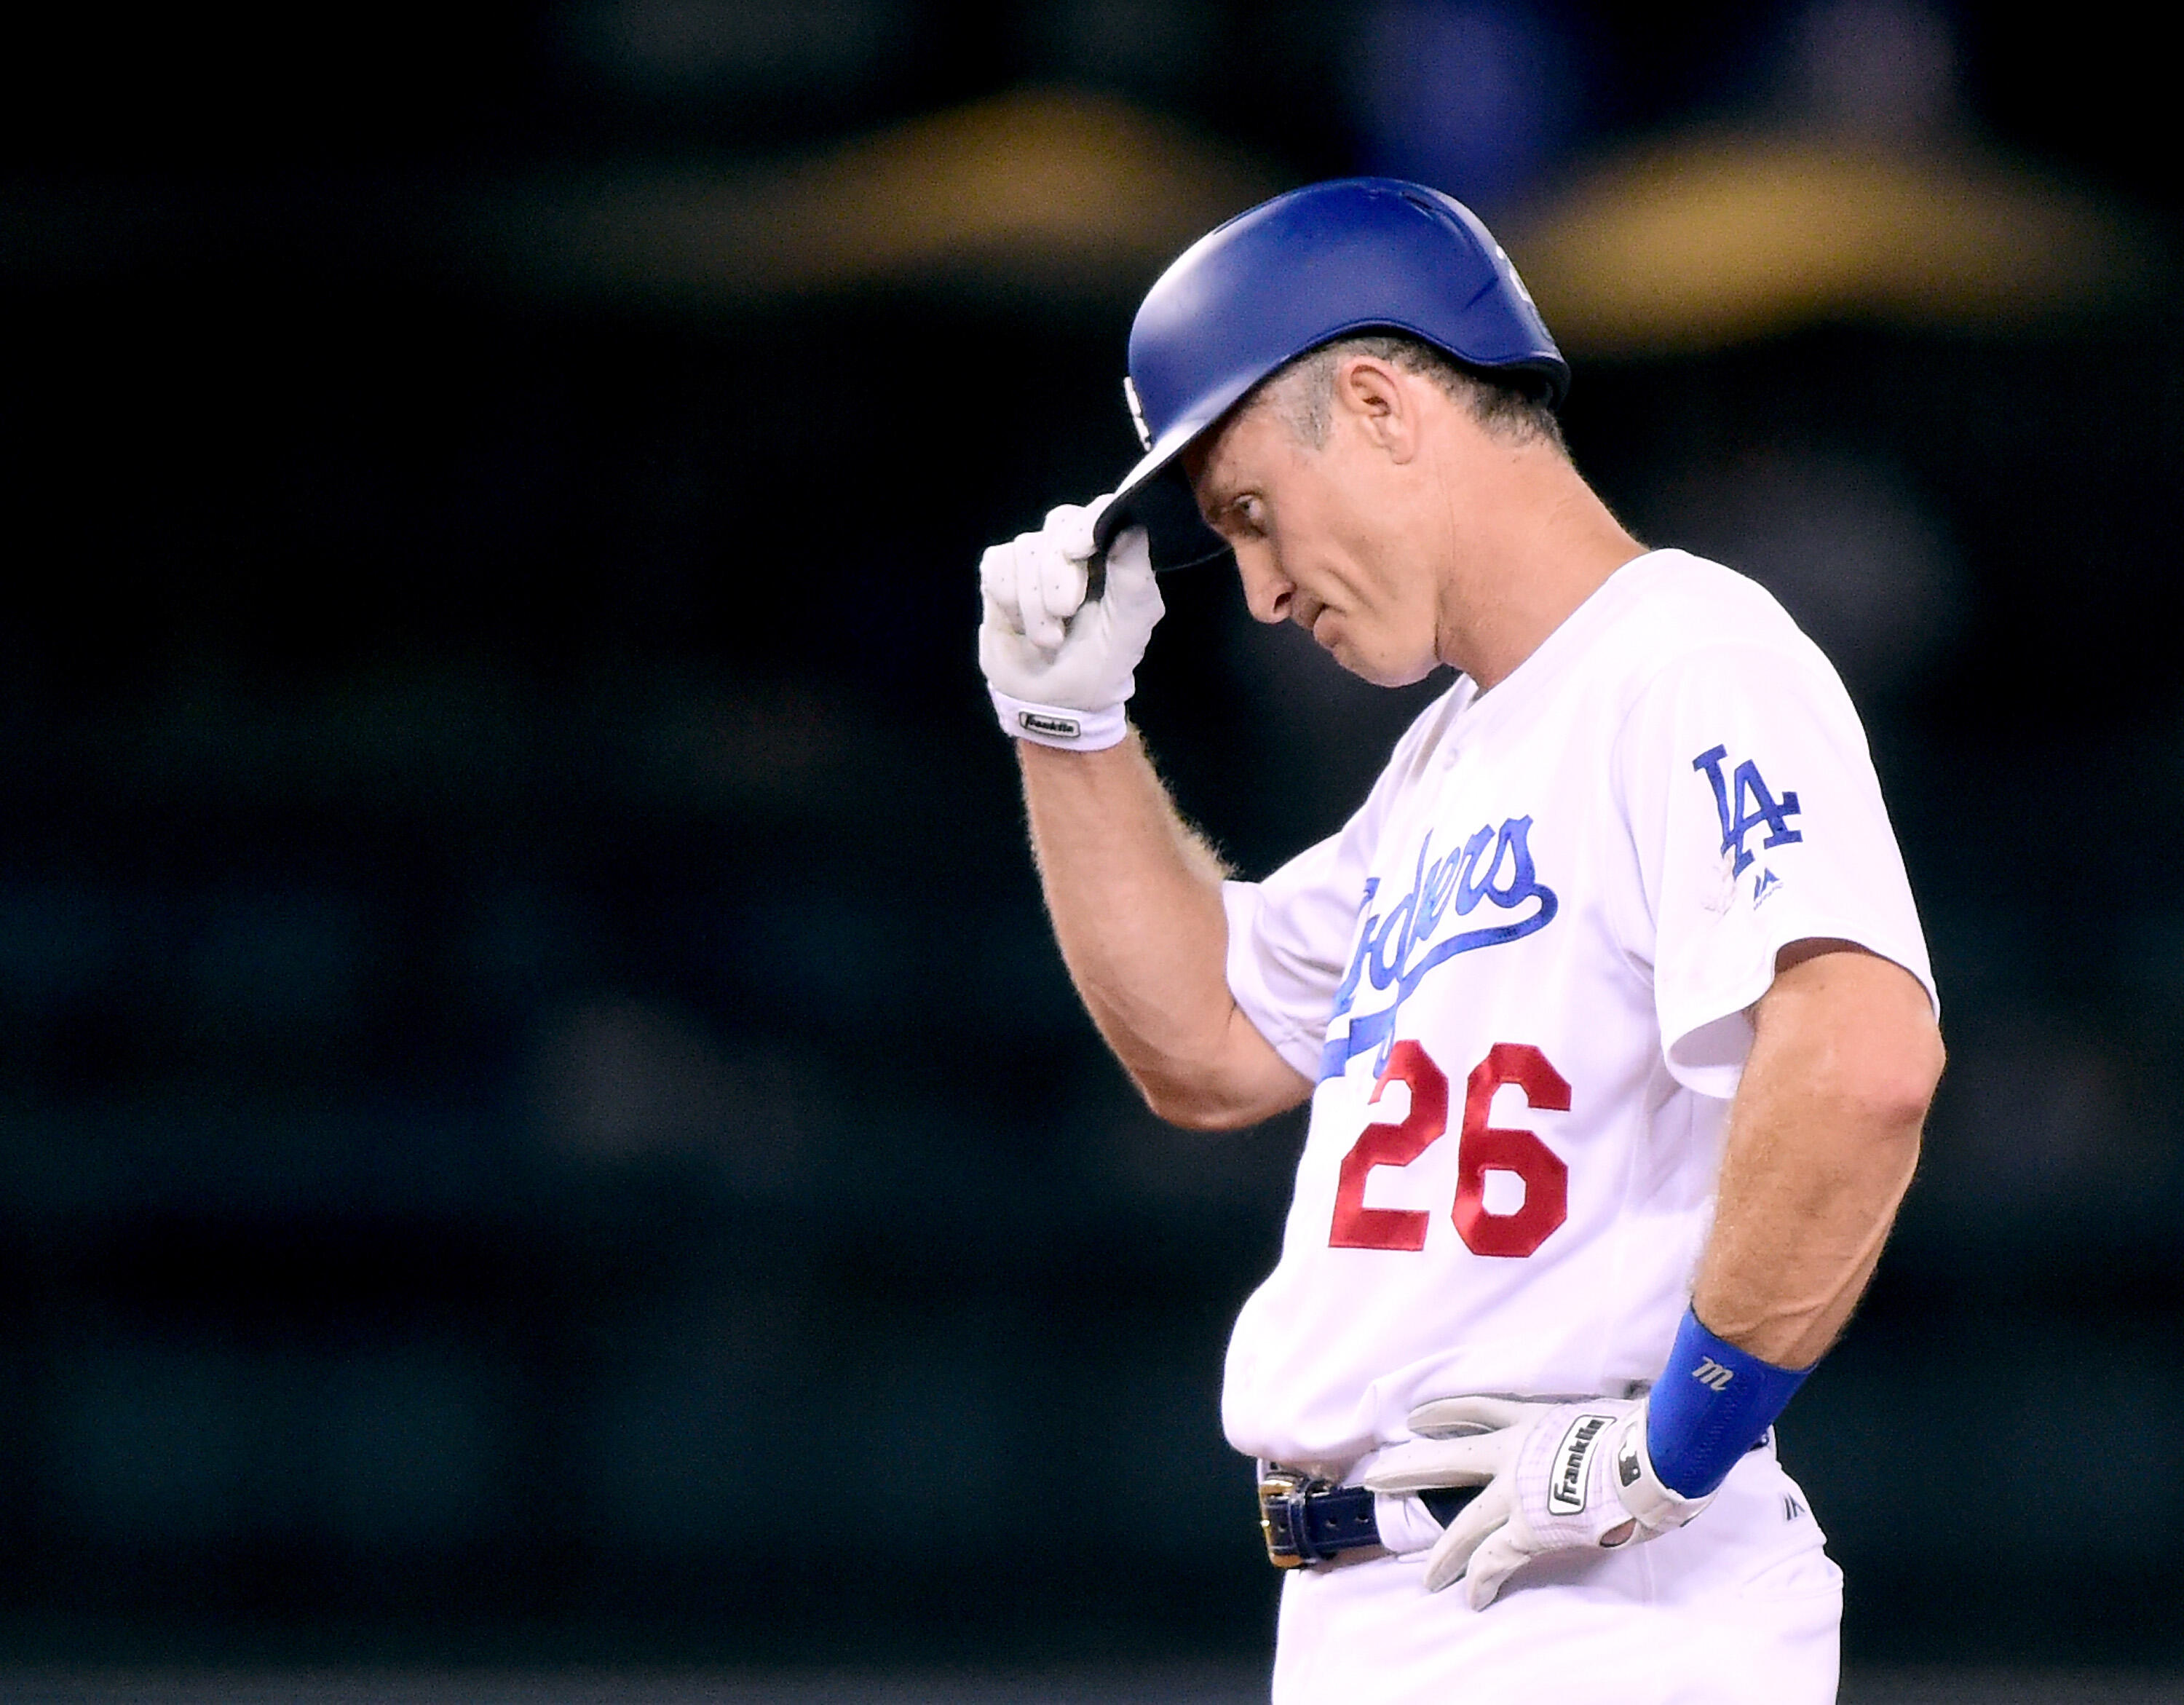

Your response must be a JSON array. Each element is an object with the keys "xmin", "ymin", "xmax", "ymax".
[{"xmin": 976, "ymin": 180, "xmax": 1942, "ymax": 1702}]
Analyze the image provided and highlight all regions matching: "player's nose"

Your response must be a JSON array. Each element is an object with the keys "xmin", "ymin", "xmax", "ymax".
[{"xmin": 1234, "ymin": 545, "xmax": 1294, "ymax": 625}]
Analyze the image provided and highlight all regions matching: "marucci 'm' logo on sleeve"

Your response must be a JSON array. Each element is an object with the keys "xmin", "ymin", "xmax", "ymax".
[{"xmin": 1691, "ymin": 745, "xmax": 1802, "ymax": 877}]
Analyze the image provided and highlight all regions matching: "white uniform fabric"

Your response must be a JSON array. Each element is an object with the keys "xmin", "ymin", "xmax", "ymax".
[
  {"xmin": 1276, "ymin": 1442, "xmax": 1844, "ymax": 1705},
  {"xmin": 1218, "ymin": 549, "xmax": 1933, "ymax": 1696}
]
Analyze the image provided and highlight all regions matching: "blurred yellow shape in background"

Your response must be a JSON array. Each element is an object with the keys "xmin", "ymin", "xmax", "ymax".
[
  {"xmin": 1507, "ymin": 135, "xmax": 2152, "ymax": 355},
  {"xmin": 507, "ymin": 86, "xmax": 1276, "ymax": 306}
]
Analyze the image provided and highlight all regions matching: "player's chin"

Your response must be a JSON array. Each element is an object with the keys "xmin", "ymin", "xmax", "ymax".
[{"xmin": 1338, "ymin": 644, "xmax": 1441, "ymax": 690}]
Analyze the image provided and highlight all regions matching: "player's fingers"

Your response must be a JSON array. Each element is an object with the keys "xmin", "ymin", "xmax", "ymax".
[
  {"xmin": 1104, "ymin": 522, "xmax": 1150, "ymax": 574},
  {"xmin": 1436, "ymin": 1475, "xmax": 1511, "ymax": 1562},
  {"xmin": 1103, "ymin": 526, "xmax": 1158, "ymax": 602},
  {"xmin": 1101, "ymin": 530, "xmax": 1163, "ymax": 638},
  {"xmin": 1460, "ymin": 1527, "xmax": 1532, "ymax": 1610},
  {"xmin": 979, "ymin": 541, "xmax": 1026, "ymax": 634},
  {"xmin": 1013, "ymin": 537, "xmax": 1067, "ymax": 652},
  {"xmin": 1035, "ymin": 536, "xmax": 1088, "ymax": 628},
  {"xmin": 1406, "ymin": 1395, "xmax": 1535, "ymax": 1438},
  {"xmin": 1363, "ymin": 1434, "xmax": 1499, "ymax": 1493},
  {"xmin": 1042, "ymin": 500, "xmax": 1101, "ymax": 561},
  {"xmin": 1420, "ymin": 1482, "xmax": 1511, "ymax": 1594}
]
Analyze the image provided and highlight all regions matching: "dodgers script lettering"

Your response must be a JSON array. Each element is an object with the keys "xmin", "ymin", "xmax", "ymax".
[{"xmin": 1319, "ymin": 816, "xmax": 1558, "ymax": 1080}]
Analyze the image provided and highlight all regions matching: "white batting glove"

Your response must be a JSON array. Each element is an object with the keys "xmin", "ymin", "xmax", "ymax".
[
  {"xmin": 978, "ymin": 497, "xmax": 1163, "ymax": 751},
  {"xmin": 1364, "ymin": 1394, "xmax": 1714, "ymax": 1608}
]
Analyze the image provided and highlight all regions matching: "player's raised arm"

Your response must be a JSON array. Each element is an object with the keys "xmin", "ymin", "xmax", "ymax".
[{"xmin": 978, "ymin": 500, "xmax": 1311, "ymax": 1129}]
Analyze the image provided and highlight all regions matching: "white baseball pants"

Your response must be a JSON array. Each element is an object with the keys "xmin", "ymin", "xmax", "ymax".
[{"xmin": 1271, "ymin": 1445, "xmax": 1841, "ymax": 1704}]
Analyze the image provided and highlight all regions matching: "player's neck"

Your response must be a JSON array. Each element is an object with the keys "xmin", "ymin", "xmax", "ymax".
[{"xmin": 1436, "ymin": 458, "xmax": 1643, "ymax": 695}]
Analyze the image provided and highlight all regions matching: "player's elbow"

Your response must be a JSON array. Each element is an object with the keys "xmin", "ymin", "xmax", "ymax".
[
  {"xmin": 1116, "ymin": 1004, "xmax": 1312, "ymax": 1130},
  {"xmin": 1766, "ymin": 947, "xmax": 1944, "ymax": 1142},
  {"xmin": 1838, "ymin": 1010, "xmax": 1944, "ymax": 1147},
  {"xmin": 1132, "ymin": 1039, "xmax": 1313, "ymax": 1131},
  {"xmin": 1134, "ymin": 1069, "xmax": 1275, "ymax": 1131}
]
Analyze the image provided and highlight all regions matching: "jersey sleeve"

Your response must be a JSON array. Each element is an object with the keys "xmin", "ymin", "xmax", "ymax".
[
  {"xmin": 1617, "ymin": 636, "xmax": 1936, "ymax": 1099},
  {"xmin": 1222, "ymin": 830, "xmax": 1364, "ymax": 1083}
]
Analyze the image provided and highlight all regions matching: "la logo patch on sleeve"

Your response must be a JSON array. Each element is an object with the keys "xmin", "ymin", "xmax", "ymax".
[{"xmin": 1691, "ymin": 745, "xmax": 1802, "ymax": 876}]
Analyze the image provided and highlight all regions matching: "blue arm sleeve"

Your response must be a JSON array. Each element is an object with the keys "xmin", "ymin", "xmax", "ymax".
[{"xmin": 1645, "ymin": 1308, "xmax": 1813, "ymax": 1498}]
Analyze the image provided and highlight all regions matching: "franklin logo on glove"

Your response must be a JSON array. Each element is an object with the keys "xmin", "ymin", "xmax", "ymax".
[{"xmin": 1547, "ymin": 1413, "xmax": 1613, "ymax": 1517}]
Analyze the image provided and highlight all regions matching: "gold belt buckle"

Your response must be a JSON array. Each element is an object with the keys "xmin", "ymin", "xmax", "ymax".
[{"xmin": 1257, "ymin": 1465, "xmax": 1324, "ymax": 1569}]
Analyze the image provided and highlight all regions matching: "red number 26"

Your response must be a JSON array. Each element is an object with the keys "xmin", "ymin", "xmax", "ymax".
[{"xmin": 1328, "ymin": 1041, "xmax": 1570, "ymax": 1258}]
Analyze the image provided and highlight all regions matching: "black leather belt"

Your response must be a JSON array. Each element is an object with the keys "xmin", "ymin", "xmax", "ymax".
[
  {"xmin": 1257, "ymin": 1465, "xmax": 1476, "ymax": 1568},
  {"xmin": 1257, "ymin": 1426, "xmax": 1775, "ymax": 1569}
]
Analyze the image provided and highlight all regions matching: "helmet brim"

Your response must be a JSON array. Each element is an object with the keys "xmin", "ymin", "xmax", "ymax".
[{"xmin": 1092, "ymin": 369, "xmax": 1262, "ymax": 571}]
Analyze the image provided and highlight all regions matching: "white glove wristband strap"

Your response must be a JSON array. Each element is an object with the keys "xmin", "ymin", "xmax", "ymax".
[
  {"xmin": 988, "ymin": 689, "xmax": 1128, "ymax": 752},
  {"xmin": 1613, "ymin": 1407, "xmax": 1714, "ymax": 1537}
]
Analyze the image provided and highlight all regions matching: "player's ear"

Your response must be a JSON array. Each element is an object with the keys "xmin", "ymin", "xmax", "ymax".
[{"xmin": 1334, "ymin": 355, "xmax": 1418, "ymax": 464}]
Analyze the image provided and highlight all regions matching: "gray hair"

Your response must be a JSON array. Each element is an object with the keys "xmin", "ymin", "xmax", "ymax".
[{"xmin": 1262, "ymin": 332, "xmax": 1567, "ymax": 456}]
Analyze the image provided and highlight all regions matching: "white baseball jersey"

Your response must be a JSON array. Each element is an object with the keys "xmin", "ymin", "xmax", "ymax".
[{"xmin": 1219, "ymin": 548, "xmax": 1936, "ymax": 1474}]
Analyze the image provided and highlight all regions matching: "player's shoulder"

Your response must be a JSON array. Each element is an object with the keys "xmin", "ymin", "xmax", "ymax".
[
  {"xmin": 1606, "ymin": 548, "xmax": 1810, "ymax": 656},
  {"xmin": 1591, "ymin": 547, "xmax": 1841, "ymax": 692},
  {"xmin": 1589, "ymin": 547, "xmax": 1872, "ymax": 767}
]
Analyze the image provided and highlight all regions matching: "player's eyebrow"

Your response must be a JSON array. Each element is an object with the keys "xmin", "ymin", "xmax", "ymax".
[{"xmin": 1194, "ymin": 472, "xmax": 1243, "ymax": 526}]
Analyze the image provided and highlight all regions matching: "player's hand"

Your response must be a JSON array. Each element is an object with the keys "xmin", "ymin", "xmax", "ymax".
[
  {"xmin": 1363, "ymin": 1394, "xmax": 1713, "ymax": 1608},
  {"xmin": 978, "ymin": 496, "xmax": 1163, "ymax": 751}
]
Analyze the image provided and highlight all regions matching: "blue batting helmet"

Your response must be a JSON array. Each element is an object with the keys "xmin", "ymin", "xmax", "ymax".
[{"xmin": 1093, "ymin": 177, "xmax": 1568, "ymax": 569}]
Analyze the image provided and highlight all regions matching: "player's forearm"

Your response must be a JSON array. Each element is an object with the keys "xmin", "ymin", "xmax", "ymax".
[
  {"xmin": 1018, "ymin": 731, "xmax": 1300, "ymax": 1125},
  {"xmin": 1692, "ymin": 946, "xmax": 1942, "ymax": 1369}
]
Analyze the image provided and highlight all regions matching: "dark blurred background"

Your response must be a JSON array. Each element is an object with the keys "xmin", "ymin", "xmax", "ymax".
[{"xmin": 2, "ymin": 0, "xmax": 2180, "ymax": 1686}]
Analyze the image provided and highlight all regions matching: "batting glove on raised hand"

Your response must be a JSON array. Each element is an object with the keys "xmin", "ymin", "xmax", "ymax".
[
  {"xmin": 978, "ymin": 496, "xmax": 1162, "ymax": 751},
  {"xmin": 1364, "ymin": 1395, "xmax": 1713, "ymax": 1608}
]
